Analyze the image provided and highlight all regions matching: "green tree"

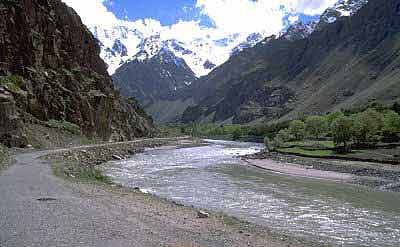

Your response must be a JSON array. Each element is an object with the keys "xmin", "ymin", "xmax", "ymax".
[
  {"xmin": 264, "ymin": 136, "xmax": 277, "ymax": 151},
  {"xmin": 232, "ymin": 129, "xmax": 241, "ymax": 140},
  {"xmin": 352, "ymin": 109, "xmax": 383, "ymax": 146},
  {"xmin": 383, "ymin": 110, "xmax": 400, "ymax": 137},
  {"xmin": 326, "ymin": 111, "xmax": 345, "ymax": 126},
  {"xmin": 276, "ymin": 128, "xmax": 291, "ymax": 142},
  {"xmin": 331, "ymin": 116, "xmax": 353, "ymax": 152},
  {"xmin": 392, "ymin": 101, "xmax": 400, "ymax": 115},
  {"xmin": 368, "ymin": 101, "xmax": 388, "ymax": 113},
  {"xmin": 288, "ymin": 120, "xmax": 306, "ymax": 141},
  {"xmin": 305, "ymin": 116, "xmax": 328, "ymax": 139}
]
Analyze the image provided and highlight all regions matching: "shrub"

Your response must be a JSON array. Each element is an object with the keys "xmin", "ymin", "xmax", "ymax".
[
  {"xmin": 305, "ymin": 116, "xmax": 328, "ymax": 139},
  {"xmin": 331, "ymin": 116, "xmax": 353, "ymax": 153},
  {"xmin": 288, "ymin": 120, "xmax": 306, "ymax": 141},
  {"xmin": 0, "ymin": 75, "xmax": 24, "ymax": 92},
  {"xmin": 47, "ymin": 119, "xmax": 81, "ymax": 135}
]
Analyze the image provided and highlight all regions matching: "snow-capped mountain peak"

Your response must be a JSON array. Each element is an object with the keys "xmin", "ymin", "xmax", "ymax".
[
  {"xmin": 280, "ymin": 0, "xmax": 368, "ymax": 41},
  {"xmin": 90, "ymin": 22, "xmax": 261, "ymax": 77},
  {"xmin": 91, "ymin": 0, "xmax": 369, "ymax": 77},
  {"xmin": 318, "ymin": 0, "xmax": 368, "ymax": 27}
]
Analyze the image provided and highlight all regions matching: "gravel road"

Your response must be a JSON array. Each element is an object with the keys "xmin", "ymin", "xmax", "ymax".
[{"xmin": 0, "ymin": 142, "xmax": 316, "ymax": 247}]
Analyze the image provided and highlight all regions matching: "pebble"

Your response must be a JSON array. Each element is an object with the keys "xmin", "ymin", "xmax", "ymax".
[
  {"xmin": 197, "ymin": 210, "xmax": 210, "ymax": 218},
  {"xmin": 112, "ymin": 154, "xmax": 123, "ymax": 160}
]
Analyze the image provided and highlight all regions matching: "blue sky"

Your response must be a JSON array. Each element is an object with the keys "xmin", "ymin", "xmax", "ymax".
[
  {"xmin": 104, "ymin": 0, "xmax": 198, "ymax": 25},
  {"xmin": 63, "ymin": 0, "xmax": 337, "ymax": 35},
  {"xmin": 102, "ymin": 0, "xmax": 325, "ymax": 30}
]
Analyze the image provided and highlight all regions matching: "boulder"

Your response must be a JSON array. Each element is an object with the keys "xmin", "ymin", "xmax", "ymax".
[{"xmin": 0, "ymin": 88, "xmax": 27, "ymax": 147}]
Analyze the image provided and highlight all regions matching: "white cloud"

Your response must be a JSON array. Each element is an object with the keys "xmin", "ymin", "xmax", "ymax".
[
  {"xmin": 63, "ymin": 0, "xmax": 337, "ymax": 37},
  {"xmin": 62, "ymin": 0, "xmax": 119, "ymax": 26},
  {"xmin": 288, "ymin": 0, "xmax": 338, "ymax": 15},
  {"xmin": 195, "ymin": 0, "xmax": 338, "ymax": 35},
  {"xmin": 196, "ymin": 0, "xmax": 285, "ymax": 35}
]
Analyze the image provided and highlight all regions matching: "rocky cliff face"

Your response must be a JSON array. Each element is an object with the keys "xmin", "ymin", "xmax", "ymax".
[
  {"xmin": 182, "ymin": 0, "xmax": 400, "ymax": 124},
  {"xmin": 0, "ymin": 0, "xmax": 154, "ymax": 147}
]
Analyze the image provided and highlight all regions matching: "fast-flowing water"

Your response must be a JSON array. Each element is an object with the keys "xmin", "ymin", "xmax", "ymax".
[{"xmin": 103, "ymin": 140, "xmax": 400, "ymax": 246}]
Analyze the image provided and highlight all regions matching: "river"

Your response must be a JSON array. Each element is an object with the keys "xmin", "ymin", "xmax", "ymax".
[{"xmin": 102, "ymin": 139, "xmax": 400, "ymax": 246}]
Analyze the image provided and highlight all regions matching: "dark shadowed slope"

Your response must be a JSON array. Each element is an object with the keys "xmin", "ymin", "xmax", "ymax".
[
  {"xmin": 113, "ymin": 48, "xmax": 197, "ymax": 123},
  {"xmin": 182, "ymin": 0, "xmax": 400, "ymax": 124}
]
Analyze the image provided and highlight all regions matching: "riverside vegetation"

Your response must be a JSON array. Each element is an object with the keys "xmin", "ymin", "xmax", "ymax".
[
  {"xmin": 160, "ymin": 101, "xmax": 400, "ymax": 164},
  {"xmin": 261, "ymin": 102, "xmax": 400, "ymax": 165}
]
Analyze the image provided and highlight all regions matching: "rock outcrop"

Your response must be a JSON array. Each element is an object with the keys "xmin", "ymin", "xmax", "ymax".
[
  {"xmin": 0, "ymin": 0, "xmax": 154, "ymax": 146},
  {"xmin": 0, "ymin": 86, "xmax": 27, "ymax": 147}
]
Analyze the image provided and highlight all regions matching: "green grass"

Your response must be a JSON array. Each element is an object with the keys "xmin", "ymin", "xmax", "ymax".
[
  {"xmin": 277, "ymin": 147, "xmax": 335, "ymax": 157},
  {"xmin": 53, "ymin": 162, "xmax": 113, "ymax": 185},
  {"xmin": 47, "ymin": 119, "xmax": 81, "ymax": 135},
  {"xmin": 0, "ymin": 75, "xmax": 24, "ymax": 92},
  {"xmin": 284, "ymin": 140, "xmax": 335, "ymax": 149}
]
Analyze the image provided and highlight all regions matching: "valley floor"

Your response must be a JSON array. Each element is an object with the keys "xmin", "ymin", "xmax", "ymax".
[{"xmin": 0, "ymin": 138, "xmax": 321, "ymax": 247}]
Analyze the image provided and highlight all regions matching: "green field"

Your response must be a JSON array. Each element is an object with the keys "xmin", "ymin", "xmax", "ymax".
[{"xmin": 277, "ymin": 147, "xmax": 335, "ymax": 157}]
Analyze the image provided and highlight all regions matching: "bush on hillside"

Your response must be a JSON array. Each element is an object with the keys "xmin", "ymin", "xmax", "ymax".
[{"xmin": 47, "ymin": 119, "xmax": 81, "ymax": 135}]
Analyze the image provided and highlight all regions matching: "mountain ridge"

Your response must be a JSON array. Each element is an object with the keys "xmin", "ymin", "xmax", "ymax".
[{"xmin": 181, "ymin": 0, "xmax": 400, "ymax": 124}]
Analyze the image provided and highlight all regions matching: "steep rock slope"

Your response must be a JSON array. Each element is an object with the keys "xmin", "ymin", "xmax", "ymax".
[
  {"xmin": 113, "ymin": 49, "xmax": 196, "ymax": 123},
  {"xmin": 182, "ymin": 0, "xmax": 400, "ymax": 124},
  {"xmin": 0, "ymin": 0, "xmax": 154, "ymax": 147}
]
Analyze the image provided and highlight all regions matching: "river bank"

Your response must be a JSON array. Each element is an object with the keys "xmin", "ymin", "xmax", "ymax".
[
  {"xmin": 37, "ymin": 137, "xmax": 323, "ymax": 247},
  {"xmin": 244, "ymin": 151, "xmax": 400, "ymax": 191}
]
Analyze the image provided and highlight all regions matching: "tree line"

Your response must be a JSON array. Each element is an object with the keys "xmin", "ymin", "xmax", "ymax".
[{"xmin": 266, "ymin": 102, "xmax": 400, "ymax": 153}]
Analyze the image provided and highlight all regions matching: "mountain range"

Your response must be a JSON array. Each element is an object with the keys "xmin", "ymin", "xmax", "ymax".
[
  {"xmin": 91, "ymin": 22, "xmax": 265, "ymax": 77},
  {"xmin": 182, "ymin": 0, "xmax": 400, "ymax": 124},
  {"xmin": 111, "ymin": 0, "xmax": 397, "ymax": 124}
]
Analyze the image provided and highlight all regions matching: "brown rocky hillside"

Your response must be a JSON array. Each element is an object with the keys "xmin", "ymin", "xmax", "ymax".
[{"xmin": 0, "ymin": 0, "xmax": 154, "ymax": 147}]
